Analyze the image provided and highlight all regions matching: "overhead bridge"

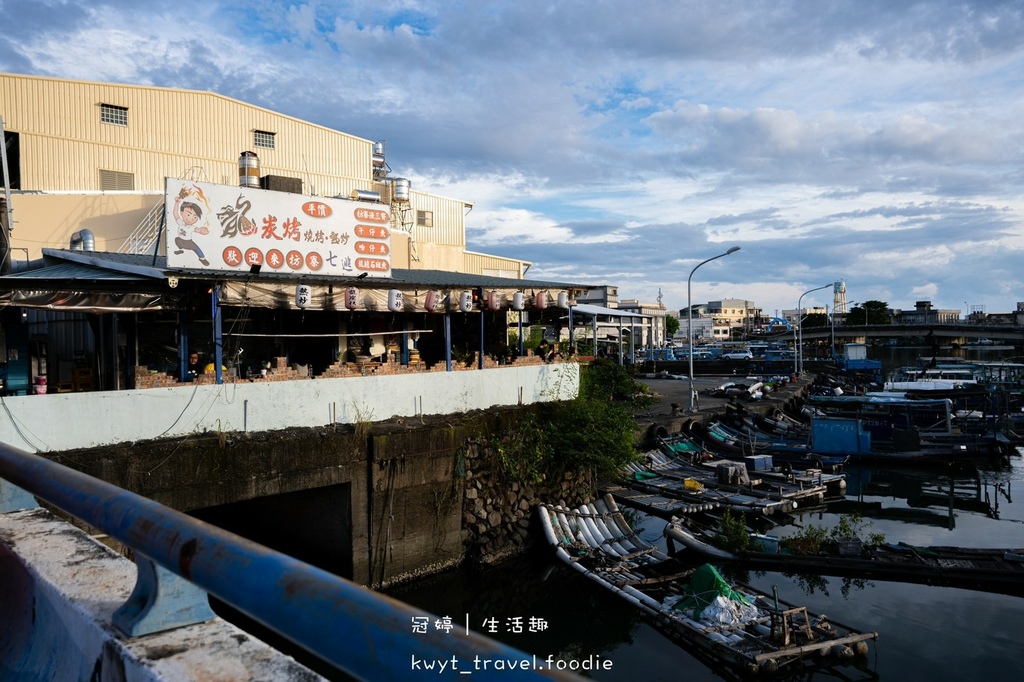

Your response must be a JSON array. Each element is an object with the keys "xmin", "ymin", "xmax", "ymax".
[{"xmin": 773, "ymin": 323, "xmax": 1024, "ymax": 345}]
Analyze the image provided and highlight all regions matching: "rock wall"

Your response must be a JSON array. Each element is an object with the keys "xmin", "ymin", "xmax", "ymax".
[{"xmin": 460, "ymin": 439, "xmax": 595, "ymax": 565}]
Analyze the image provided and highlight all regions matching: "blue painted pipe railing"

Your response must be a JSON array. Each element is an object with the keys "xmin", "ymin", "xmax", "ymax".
[{"xmin": 0, "ymin": 444, "xmax": 576, "ymax": 680}]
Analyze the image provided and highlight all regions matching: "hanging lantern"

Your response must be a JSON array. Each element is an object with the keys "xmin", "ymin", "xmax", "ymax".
[
  {"xmin": 486, "ymin": 290, "xmax": 501, "ymax": 311},
  {"xmin": 345, "ymin": 287, "xmax": 359, "ymax": 311},
  {"xmin": 512, "ymin": 292, "xmax": 525, "ymax": 311},
  {"xmin": 535, "ymin": 291, "xmax": 548, "ymax": 310},
  {"xmin": 387, "ymin": 289, "xmax": 404, "ymax": 312},
  {"xmin": 459, "ymin": 291, "xmax": 473, "ymax": 313},
  {"xmin": 295, "ymin": 284, "xmax": 312, "ymax": 308},
  {"xmin": 425, "ymin": 290, "xmax": 444, "ymax": 313},
  {"xmin": 557, "ymin": 291, "xmax": 569, "ymax": 308}
]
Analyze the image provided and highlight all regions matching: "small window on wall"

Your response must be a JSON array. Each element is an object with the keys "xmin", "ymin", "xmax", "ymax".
[
  {"xmin": 254, "ymin": 130, "xmax": 276, "ymax": 149},
  {"xmin": 416, "ymin": 210, "xmax": 433, "ymax": 227},
  {"xmin": 100, "ymin": 103, "xmax": 128, "ymax": 126},
  {"xmin": 99, "ymin": 169, "xmax": 135, "ymax": 191}
]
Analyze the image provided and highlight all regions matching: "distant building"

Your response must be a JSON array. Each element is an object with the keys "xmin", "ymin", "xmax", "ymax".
[
  {"xmin": 676, "ymin": 304, "xmax": 730, "ymax": 343},
  {"xmin": 892, "ymin": 301, "xmax": 960, "ymax": 325},
  {"xmin": 782, "ymin": 306, "xmax": 827, "ymax": 328},
  {"xmin": 705, "ymin": 299, "xmax": 764, "ymax": 335},
  {"xmin": 577, "ymin": 286, "xmax": 665, "ymax": 348}
]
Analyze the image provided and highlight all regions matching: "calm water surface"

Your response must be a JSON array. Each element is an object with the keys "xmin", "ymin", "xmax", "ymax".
[{"xmin": 388, "ymin": 454, "xmax": 1024, "ymax": 681}]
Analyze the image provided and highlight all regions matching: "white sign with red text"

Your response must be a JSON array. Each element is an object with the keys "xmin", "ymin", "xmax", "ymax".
[{"xmin": 164, "ymin": 179, "xmax": 392, "ymax": 277}]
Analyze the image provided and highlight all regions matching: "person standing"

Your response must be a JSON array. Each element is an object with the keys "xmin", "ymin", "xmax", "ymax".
[{"xmin": 184, "ymin": 352, "xmax": 202, "ymax": 381}]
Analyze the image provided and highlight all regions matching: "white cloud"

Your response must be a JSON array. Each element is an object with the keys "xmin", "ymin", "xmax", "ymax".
[{"xmin": 4, "ymin": 0, "xmax": 1024, "ymax": 315}]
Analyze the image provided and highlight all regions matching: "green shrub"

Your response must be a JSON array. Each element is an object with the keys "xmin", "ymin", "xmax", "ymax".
[{"xmin": 490, "ymin": 360, "xmax": 648, "ymax": 482}]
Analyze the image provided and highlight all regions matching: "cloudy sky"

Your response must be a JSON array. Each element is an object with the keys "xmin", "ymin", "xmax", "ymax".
[{"xmin": 3, "ymin": 0, "xmax": 1024, "ymax": 317}]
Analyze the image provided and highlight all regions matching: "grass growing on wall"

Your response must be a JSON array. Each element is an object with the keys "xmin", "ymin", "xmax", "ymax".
[{"xmin": 493, "ymin": 359, "xmax": 653, "ymax": 482}]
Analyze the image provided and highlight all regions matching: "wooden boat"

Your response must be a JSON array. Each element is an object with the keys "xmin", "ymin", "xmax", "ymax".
[
  {"xmin": 665, "ymin": 519, "xmax": 1024, "ymax": 598},
  {"xmin": 537, "ymin": 495, "xmax": 878, "ymax": 678},
  {"xmin": 599, "ymin": 482, "xmax": 721, "ymax": 519}
]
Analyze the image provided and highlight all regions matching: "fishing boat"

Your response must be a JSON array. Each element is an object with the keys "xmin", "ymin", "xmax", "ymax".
[
  {"xmin": 537, "ymin": 495, "xmax": 879, "ymax": 678},
  {"xmin": 619, "ymin": 452, "xmax": 801, "ymax": 516},
  {"xmin": 803, "ymin": 393, "xmax": 1013, "ymax": 462},
  {"xmin": 665, "ymin": 519, "xmax": 1024, "ymax": 598},
  {"xmin": 676, "ymin": 415, "xmax": 850, "ymax": 474},
  {"xmin": 645, "ymin": 447, "xmax": 831, "ymax": 508}
]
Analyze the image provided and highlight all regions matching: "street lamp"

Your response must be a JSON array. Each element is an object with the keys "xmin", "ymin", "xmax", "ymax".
[
  {"xmin": 796, "ymin": 283, "xmax": 831, "ymax": 375},
  {"xmin": 687, "ymin": 246, "xmax": 741, "ymax": 411}
]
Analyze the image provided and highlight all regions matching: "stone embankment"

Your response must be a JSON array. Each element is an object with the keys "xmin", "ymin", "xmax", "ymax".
[
  {"xmin": 455, "ymin": 372, "xmax": 814, "ymax": 566},
  {"xmin": 460, "ymin": 438, "xmax": 595, "ymax": 564}
]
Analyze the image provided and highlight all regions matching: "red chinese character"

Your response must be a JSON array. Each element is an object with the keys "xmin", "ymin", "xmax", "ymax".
[
  {"xmin": 261, "ymin": 215, "xmax": 281, "ymax": 240},
  {"xmin": 283, "ymin": 217, "xmax": 302, "ymax": 241}
]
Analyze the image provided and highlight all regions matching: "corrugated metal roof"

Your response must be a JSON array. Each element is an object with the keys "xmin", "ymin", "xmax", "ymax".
[
  {"xmin": 573, "ymin": 303, "xmax": 648, "ymax": 319},
  {"xmin": 4, "ymin": 261, "xmax": 148, "ymax": 281},
  {"xmin": 34, "ymin": 249, "xmax": 593, "ymax": 291}
]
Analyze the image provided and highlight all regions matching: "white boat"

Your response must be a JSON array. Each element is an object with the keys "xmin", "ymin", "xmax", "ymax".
[{"xmin": 537, "ymin": 495, "xmax": 878, "ymax": 677}]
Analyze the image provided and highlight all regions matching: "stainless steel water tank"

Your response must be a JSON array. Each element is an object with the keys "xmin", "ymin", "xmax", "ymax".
[
  {"xmin": 350, "ymin": 189, "xmax": 382, "ymax": 202},
  {"xmin": 392, "ymin": 177, "xmax": 410, "ymax": 202},
  {"xmin": 239, "ymin": 151, "xmax": 260, "ymax": 188}
]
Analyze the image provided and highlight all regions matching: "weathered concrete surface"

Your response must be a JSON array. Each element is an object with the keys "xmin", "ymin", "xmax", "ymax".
[
  {"xmin": 39, "ymin": 408, "xmax": 571, "ymax": 588},
  {"xmin": 0, "ymin": 507, "xmax": 322, "ymax": 681}
]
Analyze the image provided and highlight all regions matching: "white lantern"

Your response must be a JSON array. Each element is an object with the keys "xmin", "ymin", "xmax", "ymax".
[
  {"xmin": 459, "ymin": 291, "xmax": 473, "ymax": 313},
  {"xmin": 345, "ymin": 287, "xmax": 359, "ymax": 311},
  {"xmin": 557, "ymin": 291, "xmax": 569, "ymax": 308},
  {"xmin": 512, "ymin": 292, "xmax": 525, "ymax": 311},
  {"xmin": 295, "ymin": 284, "xmax": 312, "ymax": 308},
  {"xmin": 388, "ymin": 289, "xmax": 404, "ymax": 312}
]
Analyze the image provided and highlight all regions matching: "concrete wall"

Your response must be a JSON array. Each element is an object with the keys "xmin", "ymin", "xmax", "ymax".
[
  {"xmin": 0, "ymin": 507, "xmax": 322, "ymax": 681},
  {"xmin": 0, "ymin": 363, "xmax": 580, "ymax": 452}
]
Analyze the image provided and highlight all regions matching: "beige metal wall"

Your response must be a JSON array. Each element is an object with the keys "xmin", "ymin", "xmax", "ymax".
[
  {"xmin": 0, "ymin": 73, "xmax": 371, "ymax": 195},
  {"xmin": 464, "ymin": 251, "xmax": 527, "ymax": 278},
  {"xmin": 10, "ymin": 193, "xmax": 162, "ymax": 259},
  {"xmin": 1, "ymin": 72, "xmax": 530, "ymax": 277}
]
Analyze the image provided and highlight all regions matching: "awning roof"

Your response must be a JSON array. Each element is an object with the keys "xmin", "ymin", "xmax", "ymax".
[
  {"xmin": 572, "ymin": 303, "xmax": 649, "ymax": 319},
  {"xmin": 7, "ymin": 249, "xmax": 593, "ymax": 292}
]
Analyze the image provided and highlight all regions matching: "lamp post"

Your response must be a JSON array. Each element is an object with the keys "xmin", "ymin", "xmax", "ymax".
[
  {"xmin": 688, "ymin": 246, "xmax": 741, "ymax": 411},
  {"xmin": 796, "ymin": 283, "xmax": 831, "ymax": 375}
]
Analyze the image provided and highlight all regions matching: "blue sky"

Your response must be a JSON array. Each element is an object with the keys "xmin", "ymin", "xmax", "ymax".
[{"xmin": 3, "ymin": 0, "xmax": 1024, "ymax": 316}]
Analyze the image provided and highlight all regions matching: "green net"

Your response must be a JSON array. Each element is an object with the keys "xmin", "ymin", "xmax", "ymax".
[
  {"xmin": 667, "ymin": 440, "xmax": 703, "ymax": 455},
  {"xmin": 673, "ymin": 564, "xmax": 751, "ymax": 619}
]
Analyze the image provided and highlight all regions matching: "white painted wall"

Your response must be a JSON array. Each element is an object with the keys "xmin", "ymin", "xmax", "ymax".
[{"xmin": 0, "ymin": 364, "xmax": 580, "ymax": 452}]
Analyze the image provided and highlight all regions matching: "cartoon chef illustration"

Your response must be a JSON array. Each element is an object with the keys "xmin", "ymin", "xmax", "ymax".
[{"xmin": 173, "ymin": 185, "xmax": 211, "ymax": 266}]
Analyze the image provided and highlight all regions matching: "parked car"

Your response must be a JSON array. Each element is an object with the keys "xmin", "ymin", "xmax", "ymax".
[{"xmin": 722, "ymin": 350, "xmax": 753, "ymax": 360}]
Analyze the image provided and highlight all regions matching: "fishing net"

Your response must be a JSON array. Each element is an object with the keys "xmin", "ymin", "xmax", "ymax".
[{"xmin": 672, "ymin": 564, "xmax": 754, "ymax": 621}]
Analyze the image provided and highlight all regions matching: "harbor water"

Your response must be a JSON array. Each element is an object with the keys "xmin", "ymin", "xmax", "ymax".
[{"xmin": 387, "ymin": 454, "xmax": 1024, "ymax": 681}]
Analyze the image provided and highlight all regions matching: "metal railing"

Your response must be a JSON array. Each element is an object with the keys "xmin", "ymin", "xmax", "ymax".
[{"xmin": 0, "ymin": 443, "xmax": 575, "ymax": 680}]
